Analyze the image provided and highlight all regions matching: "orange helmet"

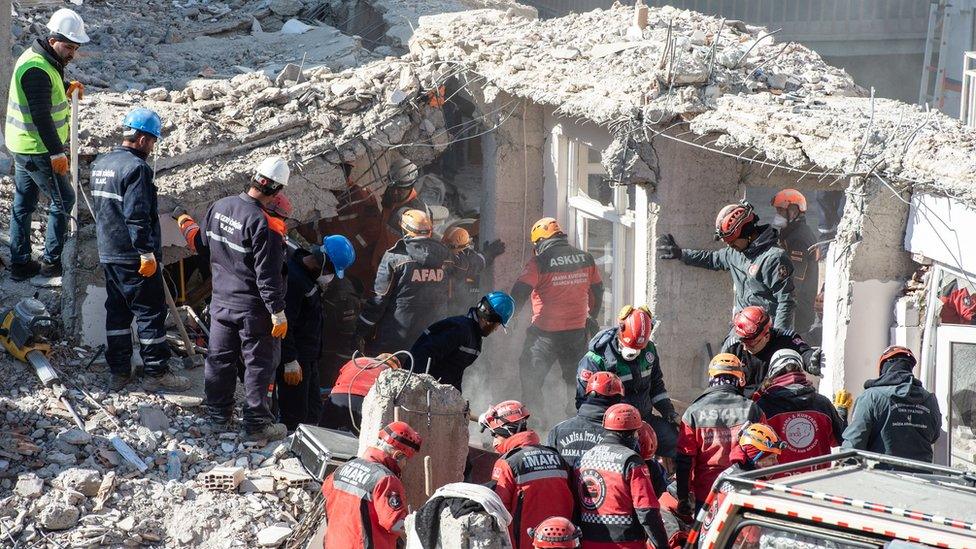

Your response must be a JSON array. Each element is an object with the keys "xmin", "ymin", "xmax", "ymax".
[
  {"xmin": 584, "ymin": 371, "xmax": 625, "ymax": 398},
  {"xmin": 618, "ymin": 305, "xmax": 653, "ymax": 350},
  {"xmin": 738, "ymin": 423, "xmax": 786, "ymax": 455},
  {"xmin": 636, "ymin": 421, "xmax": 658, "ymax": 460},
  {"xmin": 708, "ymin": 353, "xmax": 746, "ymax": 387},
  {"xmin": 442, "ymin": 226, "xmax": 472, "ymax": 252},
  {"xmin": 482, "ymin": 400, "xmax": 530, "ymax": 436},
  {"xmin": 529, "ymin": 516, "xmax": 581, "ymax": 548},
  {"xmin": 377, "ymin": 421, "xmax": 422, "ymax": 459},
  {"xmin": 771, "ymin": 189, "xmax": 807, "ymax": 213},
  {"xmin": 530, "ymin": 217, "xmax": 563, "ymax": 244},
  {"xmin": 603, "ymin": 403, "xmax": 642, "ymax": 432},
  {"xmin": 877, "ymin": 345, "xmax": 915, "ymax": 375},
  {"xmin": 375, "ymin": 353, "xmax": 402, "ymax": 369},
  {"xmin": 715, "ymin": 202, "xmax": 756, "ymax": 243},
  {"xmin": 400, "ymin": 209, "xmax": 432, "ymax": 237}
]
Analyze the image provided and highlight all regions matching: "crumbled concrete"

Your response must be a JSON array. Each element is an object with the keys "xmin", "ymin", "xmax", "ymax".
[
  {"xmin": 37, "ymin": 502, "xmax": 81, "ymax": 531},
  {"xmin": 54, "ymin": 468, "xmax": 102, "ymax": 497},
  {"xmin": 15, "ymin": 474, "xmax": 45, "ymax": 499},
  {"xmin": 55, "ymin": 428, "xmax": 91, "ymax": 446},
  {"xmin": 138, "ymin": 405, "xmax": 171, "ymax": 432},
  {"xmin": 405, "ymin": 508, "xmax": 513, "ymax": 548}
]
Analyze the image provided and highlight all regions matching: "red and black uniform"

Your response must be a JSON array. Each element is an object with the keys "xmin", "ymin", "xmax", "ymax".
[
  {"xmin": 575, "ymin": 434, "xmax": 668, "ymax": 549},
  {"xmin": 491, "ymin": 430, "xmax": 575, "ymax": 549},
  {"xmin": 512, "ymin": 235, "xmax": 603, "ymax": 407},
  {"xmin": 939, "ymin": 282, "xmax": 976, "ymax": 324},
  {"xmin": 753, "ymin": 372, "xmax": 845, "ymax": 472},
  {"xmin": 322, "ymin": 447, "xmax": 407, "ymax": 549},
  {"xmin": 320, "ymin": 358, "xmax": 394, "ymax": 432},
  {"xmin": 676, "ymin": 384, "xmax": 764, "ymax": 506}
]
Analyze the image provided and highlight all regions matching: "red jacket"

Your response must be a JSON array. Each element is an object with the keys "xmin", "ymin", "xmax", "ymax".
[
  {"xmin": 491, "ymin": 430, "xmax": 575, "ymax": 549},
  {"xmin": 331, "ymin": 357, "xmax": 393, "ymax": 397},
  {"xmin": 311, "ymin": 185, "xmax": 382, "ymax": 291},
  {"xmin": 322, "ymin": 447, "xmax": 407, "ymax": 549},
  {"xmin": 512, "ymin": 236, "xmax": 603, "ymax": 332},
  {"xmin": 575, "ymin": 439, "xmax": 668, "ymax": 549}
]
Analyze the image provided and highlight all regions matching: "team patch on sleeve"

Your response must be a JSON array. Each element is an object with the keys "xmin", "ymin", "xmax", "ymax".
[
  {"xmin": 777, "ymin": 264, "xmax": 790, "ymax": 279},
  {"xmin": 388, "ymin": 491, "xmax": 402, "ymax": 510},
  {"xmin": 579, "ymin": 369, "xmax": 593, "ymax": 382}
]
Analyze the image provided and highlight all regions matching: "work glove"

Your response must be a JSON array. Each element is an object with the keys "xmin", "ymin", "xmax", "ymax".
[
  {"xmin": 177, "ymin": 214, "xmax": 200, "ymax": 252},
  {"xmin": 834, "ymin": 389, "xmax": 852, "ymax": 418},
  {"xmin": 138, "ymin": 253, "xmax": 157, "ymax": 277},
  {"xmin": 675, "ymin": 498, "xmax": 695, "ymax": 521},
  {"xmin": 171, "ymin": 205, "xmax": 187, "ymax": 220},
  {"xmin": 67, "ymin": 81, "xmax": 85, "ymax": 100},
  {"xmin": 271, "ymin": 310, "xmax": 288, "ymax": 339},
  {"xmin": 283, "ymin": 361, "xmax": 302, "ymax": 385},
  {"xmin": 656, "ymin": 234, "xmax": 681, "ymax": 260},
  {"xmin": 50, "ymin": 153, "xmax": 69, "ymax": 176},
  {"xmin": 806, "ymin": 347, "xmax": 824, "ymax": 376},
  {"xmin": 477, "ymin": 411, "xmax": 489, "ymax": 432},
  {"xmin": 667, "ymin": 411, "xmax": 681, "ymax": 429},
  {"xmin": 483, "ymin": 239, "xmax": 506, "ymax": 262}
]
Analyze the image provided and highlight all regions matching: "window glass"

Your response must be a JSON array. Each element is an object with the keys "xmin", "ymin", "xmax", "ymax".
[
  {"xmin": 584, "ymin": 216, "xmax": 614, "ymax": 327},
  {"xmin": 950, "ymin": 341, "xmax": 976, "ymax": 472},
  {"xmin": 585, "ymin": 173, "xmax": 613, "ymax": 206}
]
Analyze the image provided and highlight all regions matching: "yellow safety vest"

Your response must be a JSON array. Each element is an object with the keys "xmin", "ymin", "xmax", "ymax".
[{"xmin": 5, "ymin": 48, "xmax": 69, "ymax": 154}]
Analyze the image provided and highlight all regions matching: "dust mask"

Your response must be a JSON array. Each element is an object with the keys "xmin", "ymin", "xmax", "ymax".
[
  {"xmin": 771, "ymin": 214, "xmax": 788, "ymax": 229},
  {"xmin": 317, "ymin": 273, "xmax": 335, "ymax": 288},
  {"xmin": 620, "ymin": 346, "xmax": 640, "ymax": 361}
]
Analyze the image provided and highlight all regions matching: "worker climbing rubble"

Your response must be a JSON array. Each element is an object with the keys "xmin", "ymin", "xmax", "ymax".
[
  {"xmin": 576, "ymin": 304, "xmax": 678, "ymax": 459},
  {"xmin": 512, "ymin": 217, "xmax": 603, "ymax": 412},
  {"xmin": 91, "ymin": 108, "xmax": 190, "ymax": 393},
  {"xmin": 481, "ymin": 400, "xmax": 575, "ymax": 549},
  {"xmin": 200, "ymin": 156, "xmax": 290, "ymax": 441},
  {"xmin": 442, "ymin": 226, "xmax": 506, "ymax": 314},
  {"xmin": 410, "ymin": 291, "xmax": 514, "ymax": 391},
  {"xmin": 722, "ymin": 305, "xmax": 823, "ymax": 390},
  {"xmin": 575, "ymin": 403, "xmax": 669, "ymax": 549},
  {"xmin": 6, "ymin": 8, "xmax": 87, "ymax": 281},
  {"xmin": 355, "ymin": 209, "xmax": 452, "ymax": 354},
  {"xmin": 770, "ymin": 189, "xmax": 820, "ymax": 340},
  {"xmin": 320, "ymin": 353, "xmax": 401, "ymax": 432},
  {"xmin": 322, "ymin": 421, "xmax": 421, "ymax": 549},
  {"xmin": 657, "ymin": 201, "xmax": 796, "ymax": 334},
  {"xmin": 676, "ymin": 353, "xmax": 764, "ymax": 515}
]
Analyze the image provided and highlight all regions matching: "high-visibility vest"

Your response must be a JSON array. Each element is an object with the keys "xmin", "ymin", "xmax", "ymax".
[{"xmin": 5, "ymin": 48, "xmax": 69, "ymax": 154}]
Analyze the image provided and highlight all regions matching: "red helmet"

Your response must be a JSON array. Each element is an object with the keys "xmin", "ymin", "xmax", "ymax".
[
  {"xmin": 377, "ymin": 421, "xmax": 422, "ymax": 459},
  {"xmin": 733, "ymin": 306, "xmax": 771, "ymax": 342},
  {"xmin": 618, "ymin": 305, "xmax": 653, "ymax": 350},
  {"xmin": 771, "ymin": 189, "xmax": 807, "ymax": 213},
  {"xmin": 585, "ymin": 371, "xmax": 624, "ymax": 398},
  {"xmin": 637, "ymin": 421, "xmax": 658, "ymax": 460},
  {"xmin": 266, "ymin": 192, "xmax": 293, "ymax": 218},
  {"xmin": 529, "ymin": 516, "xmax": 581, "ymax": 548},
  {"xmin": 715, "ymin": 202, "xmax": 756, "ymax": 243},
  {"xmin": 603, "ymin": 403, "xmax": 642, "ymax": 432},
  {"xmin": 877, "ymin": 345, "xmax": 916, "ymax": 374},
  {"xmin": 482, "ymin": 400, "xmax": 530, "ymax": 435}
]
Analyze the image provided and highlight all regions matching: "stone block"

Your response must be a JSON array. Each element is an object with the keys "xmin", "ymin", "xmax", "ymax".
[
  {"xmin": 54, "ymin": 468, "xmax": 102, "ymax": 497},
  {"xmin": 15, "ymin": 473, "xmax": 44, "ymax": 498},
  {"xmin": 138, "ymin": 405, "xmax": 171, "ymax": 432},
  {"xmin": 199, "ymin": 466, "xmax": 245, "ymax": 491}
]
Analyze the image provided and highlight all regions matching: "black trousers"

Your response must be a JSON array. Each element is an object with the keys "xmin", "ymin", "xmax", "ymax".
[
  {"xmin": 102, "ymin": 263, "xmax": 171, "ymax": 377},
  {"xmin": 276, "ymin": 359, "xmax": 321, "ymax": 431},
  {"xmin": 519, "ymin": 326, "xmax": 587, "ymax": 409}
]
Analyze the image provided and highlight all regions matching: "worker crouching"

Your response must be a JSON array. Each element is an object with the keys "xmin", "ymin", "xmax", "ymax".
[{"xmin": 320, "ymin": 353, "xmax": 401, "ymax": 433}]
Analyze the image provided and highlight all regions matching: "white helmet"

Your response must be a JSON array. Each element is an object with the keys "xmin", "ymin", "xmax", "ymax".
[
  {"xmin": 47, "ymin": 9, "xmax": 90, "ymax": 45},
  {"xmin": 767, "ymin": 349, "xmax": 804, "ymax": 380},
  {"xmin": 255, "ymin": 156, "xmax": 290, "ymax": 186}
]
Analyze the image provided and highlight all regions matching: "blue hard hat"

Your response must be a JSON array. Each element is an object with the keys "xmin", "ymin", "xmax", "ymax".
[
  {"xmin": 321, "ymin": 235, "xmax": 355, "ymax": 279},
  {"xmin": 481, "ymin": 291, "xmax": 516, "ymax": 327},
  {"xmin": 122, "ymin": 108, "xmax": 162, "ymax": 139}
]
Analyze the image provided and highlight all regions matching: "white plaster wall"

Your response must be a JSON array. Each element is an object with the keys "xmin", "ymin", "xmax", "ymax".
[{"xmin": 905, "ymin": 193, "xmax": 976, "ymax": 275}]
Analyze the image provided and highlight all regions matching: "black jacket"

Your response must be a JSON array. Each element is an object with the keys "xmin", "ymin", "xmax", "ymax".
[
  {"xmin": 91, "ymin": 147, "xmax": 161, "ymax": 264},
  {"xmin": 281, "ymin": 253, "xmax": 323, "ymax": 365},
  {"xmin": 358, "ymin": 237, "xmax": 452, "ymax": 352},
  {"xmin": 319, "ymin": 276, "xmax": 359, "ymax": 362},
  {"xmin": 682, "ymin": 225, "xmax": 796, "ymax": 332},
  {"xmin": 778, "ymin": 217, "xmax": 819, "ymax": 336},
  {"xmin": 723, "ymin": 329, "xmax": 814, "ymax": 389},
  {"xmin": 19, "ymin": 39, "xmax": 68, "ymax": 156},
  {"xmin": 446, "ymin": 248, "xmax": 487, "ymax": 314},
  {"xmin": 409, "ymin": 309, "xmax": 482, "ymax": 390},
  {"xmin": 546, "ymin": 399, "xmax": 609, "ymax": 467},
  {"xmin": 842, "ymin": 359, "xmax": 941, "ymax": 463},
  {"xmin": 202, "ymin": 192, "xmax": 286, "ymax": 313}
]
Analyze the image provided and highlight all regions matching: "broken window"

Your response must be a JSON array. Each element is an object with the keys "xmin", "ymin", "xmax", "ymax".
[{"xmin": 933, "ymin": 270, "xmax": 976, "ymax": 472}]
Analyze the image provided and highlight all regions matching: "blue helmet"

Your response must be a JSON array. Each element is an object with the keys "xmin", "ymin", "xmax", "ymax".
[
  {"xmin": 321, "ymin": 235, "xmax": 355, "ymax": 279},
  {"xmin": 122, "ymin": 108, "xmax": 162, "ymax": 139},
  {"xmin": 479, "ymin": 291, "xmax": 516, "ymax": 327}
]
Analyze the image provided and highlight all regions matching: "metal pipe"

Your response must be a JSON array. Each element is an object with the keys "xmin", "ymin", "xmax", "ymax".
[
  {"xmin": 162, "ymin": 277, "xmax": 196, "ymax": 358},
  {"xmin": 69, "ymin": 91, "xmax": 79, "ymax": 234}
]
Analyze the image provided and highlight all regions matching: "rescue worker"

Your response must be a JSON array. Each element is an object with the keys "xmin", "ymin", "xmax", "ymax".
[
  {"xmin": 320, "ymin": 353, "xmax": 401, "ymax": 433},
  {"xmin": 842, "ymin": 346, "xmax": 941, "ymax": 464},
  {"xmin": 548, "ymin": 371, "xmax": 624, "ymax": 466},
  {"xmin": 676, "ymin": 354, "xmax": 764, "ymax": 515},
  {"xmin": 6, "ymin": 9, "xmax": 87, "ymax": 280},
  {"xmin": 277, "ymin": 236, "xmax": 354, "ymax": 431},
  {"xmin": 635, "ymin": 421, "xmax": 667, "ymax": 498},
  {"xmin": 91, "ymin": 108, "xmax": 190, "ymax": 393},
  {"xmin": 657, "ymin": 201, "xmax": 796, "ymax": 333},
  {"xmin": 317, "ymin": 235, "xmax": 361, "ymax": 388},
  {"xmin": 771, "ymin": 190, "xmax": 819, "ymax": 339},
  {"xmin": 512, "ymin": 218, "xmax": 603, "ymax": 411},
  {"xmin": 753, "ymin": 350, "xmax": 845, "ymax": 469},
  {"xmin": 201, "ymin": 156, "xmax": 290, "ymax": 441},
  {"xmin": 481, "ymin": 400, "xmax": 575, "ymax": 549},
  {"xmin": 322, "ymin": 421, "xmax": 421, "ymax": 549},
  {"xmin": 575, "ymin": 403, "xmax": 668, "ymax": 549},
  {"xmin": 442, "ymin": 226, "xmax": 506, "ymax": 314},
  {"xmin": 576, "ymin": 305, "xmax": 678, "ymax": 458},
  {"xmin": 409, "ymin": 291, "xmax": 514, "ymax": 391},
  {"xmin": 529, "ymin": 517, "xmax": 582, "ymax": 549},
  {"xmin": 723, "ymin": 305, "xmax": 823, "ymax": 389},
  {"xmin": 355, "ymin": 209, "xmax": 452, "ymax": 354},
  {"xmin": 369, "ymin": 170, "xmax": 430, "ymax": 282}
]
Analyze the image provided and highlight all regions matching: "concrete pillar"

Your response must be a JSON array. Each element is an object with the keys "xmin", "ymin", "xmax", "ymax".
[
  {"xmin": 358, "ymin": 369, "xmax": 469, "ymax": 509},
  {"xmin": 820, "ymin": 177, "xmax": 915, "ymax": 401},
  {"xmin": 647, "ymin": 137, "xmax": 743, "ymax": 402},
  {"xmin": 0, "ymin": 0, "xmax": 11, "ymax": 137}
]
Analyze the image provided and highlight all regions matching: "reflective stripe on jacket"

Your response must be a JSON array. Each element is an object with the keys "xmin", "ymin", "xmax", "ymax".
[{"xmin": 5, "ymin": 47, "xmax": 68, "ymax": 154}]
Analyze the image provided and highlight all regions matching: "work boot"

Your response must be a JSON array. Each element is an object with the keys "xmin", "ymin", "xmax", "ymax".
[
  {"xmin": 108, "ymin": 374, "xmax": 131, "ymax": 391},
  {"xmin": 244, "ymin": 423, "xmax": 288, "ymax": 443},
  {"xmin": 38, "ymin": 259, "xmax": 62, "ymax": 278},
  {"xmin": 10, "ymin": 260, "xmax": 41, "ymax": 281},
  {"xmin": 142, "ymin": 372, "xmax": 191, "ymax": 392}
]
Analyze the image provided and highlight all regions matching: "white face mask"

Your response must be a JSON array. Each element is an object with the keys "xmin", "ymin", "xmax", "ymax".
[
  {"xmin": 771, "ymin": 214, "xmax": 788, "ymax": 229},
  {"xmin": 620, "ymin": 346, "xmax": 640, "ymax": 361},
  {"xmin": 317, "ymin": 273, "xmax": 335, "ymax": 288}
]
